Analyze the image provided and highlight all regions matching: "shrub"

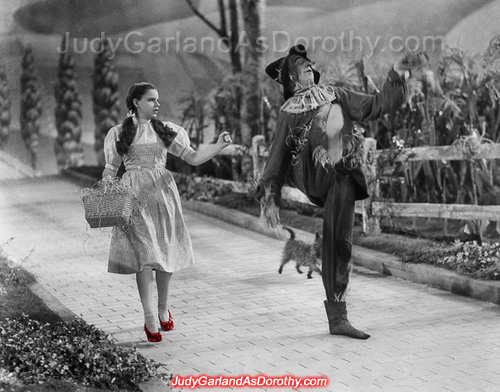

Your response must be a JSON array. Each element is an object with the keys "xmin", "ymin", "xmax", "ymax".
[{"xmin": 173, "ymin": 172, "xmax": 233, "ymax": 201}]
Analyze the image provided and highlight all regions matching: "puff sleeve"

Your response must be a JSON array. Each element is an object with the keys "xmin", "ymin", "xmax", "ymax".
[
  {"xmin": 103, "ymin": 125, "xmax": 123, "ymax": 173},
  {"xmin": 166, "ymin": 122, "xmax": 193, "ymax": 160}
]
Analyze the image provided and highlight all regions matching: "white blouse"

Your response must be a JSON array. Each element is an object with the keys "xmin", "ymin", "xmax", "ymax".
[{"xmin": 104, "ymin": 117, "xmax": 192, "ymax": 172}]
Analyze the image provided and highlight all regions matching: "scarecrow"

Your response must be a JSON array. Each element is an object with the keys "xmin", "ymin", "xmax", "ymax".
[{"xmin": 254, "ymin": 45, "xmax": 428, "ymax": 339}]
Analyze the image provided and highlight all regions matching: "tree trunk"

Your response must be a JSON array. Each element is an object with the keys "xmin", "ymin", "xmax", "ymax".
[
  {"xmin": 240, "ymin": 0, "xmax": 265, "ymax": 179},
  {"xmin": 228, "ymin": 0, "xmax": 242, "ymax": 74},
  {"xmin": 185, "ymin": 0, "xmax": 242, "ymax": 74}
]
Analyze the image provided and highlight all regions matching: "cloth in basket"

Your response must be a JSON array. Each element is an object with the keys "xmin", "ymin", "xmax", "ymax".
[{"xmin": 81, "ymin": 177, "xmax": 137, "ymax": 229}]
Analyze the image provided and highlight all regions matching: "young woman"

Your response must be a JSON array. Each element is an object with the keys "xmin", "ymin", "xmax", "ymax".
[{"xmin": 102, "ymin": 82, "xmax": 231, "ymax": 342}]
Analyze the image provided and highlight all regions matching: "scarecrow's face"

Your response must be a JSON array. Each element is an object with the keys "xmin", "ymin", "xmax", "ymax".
[{"xmin": 290, "ymin": 56, "xmax": 315, "ymax": 88}]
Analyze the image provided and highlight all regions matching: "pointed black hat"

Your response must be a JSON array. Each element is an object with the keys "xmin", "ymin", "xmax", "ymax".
[{"xmin": 265, "ymin": 44, "xmax": 320, "ymax": 85}]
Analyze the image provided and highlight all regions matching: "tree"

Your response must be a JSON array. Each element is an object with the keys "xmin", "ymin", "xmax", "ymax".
[
  {"xmin": 54, "ymin": 34, "xmax": 84, "ymax": 170},
  {"xmin": 185, "ymin": 0, "xmax": 242, "ymax": 74},
  {"xmin": 185, "ymin": 0, "xmax": 266, "ymax": 179},
  {"xmin": 239, "ymin": 0, "xmax": 265, "ymax": 177},
  {"xmin": 0, "ymin": 64, "xmax": 11, "ymax": 149},
  {"xmin": 20, "ymin": 47, "xmax": 42, "ymax": 170},
  {"xmin": 185, "ymin": 0, "xmax": 244, "ymax": 154},
  {"xmin": 93, "ymin": 38, "xmax": 120, "ymax": 166}
]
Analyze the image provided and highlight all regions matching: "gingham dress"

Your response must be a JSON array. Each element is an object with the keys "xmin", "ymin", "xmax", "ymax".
[{"xmin": 103, "ymin": 118, "xmax": 194, "ymax": 274}]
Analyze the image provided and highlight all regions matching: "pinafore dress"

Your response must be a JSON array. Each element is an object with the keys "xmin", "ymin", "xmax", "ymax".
[{"xmin": 103, "ymin": 118, "xmax": 194, "ymax": 274}]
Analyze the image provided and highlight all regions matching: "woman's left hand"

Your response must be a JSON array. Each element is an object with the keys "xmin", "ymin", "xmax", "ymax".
[{"xmin": 217, "ymin": 131, "xmax": 232, "ymax": 147}]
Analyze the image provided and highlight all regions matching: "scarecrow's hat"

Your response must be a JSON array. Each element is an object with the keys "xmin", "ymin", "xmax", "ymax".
[{"xmin": 265, "ymin": 44, "xmax": 320, "ymax": 85}]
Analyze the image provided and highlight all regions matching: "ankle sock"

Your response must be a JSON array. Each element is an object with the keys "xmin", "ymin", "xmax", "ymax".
[
  {"xmin": 158, "ymin": 303, "xmax": 169, "ymax": 321},
  {"xmin": 144, "ymin": 311, "xmax": 158, "ymax": 333}
]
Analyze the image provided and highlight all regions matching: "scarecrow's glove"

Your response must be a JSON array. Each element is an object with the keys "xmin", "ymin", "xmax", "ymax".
[{"xmin": 393, "ymin": 51, "xmax": 429, "ymax": 79}]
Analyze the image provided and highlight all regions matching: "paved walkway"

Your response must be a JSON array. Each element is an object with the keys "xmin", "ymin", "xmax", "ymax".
[{"xmin": 1, "ymin": 175, "xmax": 500, "ymax": 392}]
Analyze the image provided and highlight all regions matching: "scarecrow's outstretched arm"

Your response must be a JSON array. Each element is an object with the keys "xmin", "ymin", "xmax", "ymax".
[{"xmin": 335, "ymin": 51, "xmax": 428, "ymax": 122}]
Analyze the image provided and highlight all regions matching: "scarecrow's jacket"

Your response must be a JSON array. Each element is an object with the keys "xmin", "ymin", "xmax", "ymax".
[{"xmin": 259, "ymin": 68, "xmax": 408, "ymax": 209}]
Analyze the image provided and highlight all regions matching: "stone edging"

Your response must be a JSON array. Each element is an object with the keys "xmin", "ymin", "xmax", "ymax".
[
  {"xmin": 352, "ymin": 246, "xmax": 500, "ymax": 305},
  {"xmin": 29, "ymin": 282, "xmax": 78, "ymax": 322},
  {"xmin": 0, "ymin": 150, "xmax": 41, "ymax": 178},
  {"xmin": 61, "ymin": 170, "xmax": 500, "ymax": 306}
]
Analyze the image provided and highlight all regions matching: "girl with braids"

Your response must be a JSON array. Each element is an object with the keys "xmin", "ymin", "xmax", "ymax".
[
  {"xmin": 102, "ymin": 82, "xmax": 231, "ymax": 342},
  {"xmin": 254, "ymin": 46, "xmax": 428, "ymax": 340}
]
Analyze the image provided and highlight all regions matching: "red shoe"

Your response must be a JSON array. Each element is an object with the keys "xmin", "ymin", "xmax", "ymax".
[
  {"xmin": 144, "ymin": 324, "xmax": 162, "ymax": 342},
  {"xmin": 159, "ymin": 310, "xmax": 174, "ymax": 331}
]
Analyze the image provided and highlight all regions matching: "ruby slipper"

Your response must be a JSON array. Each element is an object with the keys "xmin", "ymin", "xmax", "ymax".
[
  {"xmin": 159, "ymin": 310, "xmax": 174, "ymax": 331},
  {"xmin": 144, "ymin": 324, "xmax": 162, "ymax": 342}
]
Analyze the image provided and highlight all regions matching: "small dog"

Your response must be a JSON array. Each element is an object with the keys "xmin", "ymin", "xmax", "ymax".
[{"xmin": 279, "ymin": 227, "xmax": 322, "ymax": 279}]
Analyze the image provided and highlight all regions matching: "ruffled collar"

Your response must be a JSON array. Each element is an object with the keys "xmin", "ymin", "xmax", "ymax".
[{"xmin": 280, "ymin": 85, "xmax": 336, "ymax": 114}]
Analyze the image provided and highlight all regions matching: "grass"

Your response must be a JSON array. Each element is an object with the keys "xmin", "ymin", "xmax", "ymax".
[{"xmin": 0, "ymin": 253, "xmax": 63, "ymax": 324}]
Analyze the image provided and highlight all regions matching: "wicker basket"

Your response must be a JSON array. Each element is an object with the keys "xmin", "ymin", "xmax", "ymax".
[{"xmin": 82, "ymin": 181, "xmax": 136, "ymax": 228}]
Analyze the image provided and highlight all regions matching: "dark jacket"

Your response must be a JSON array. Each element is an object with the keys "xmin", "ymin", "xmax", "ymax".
[{"xmin": 259, "ymin": 68, "xmax": 407, "ymax": 208}]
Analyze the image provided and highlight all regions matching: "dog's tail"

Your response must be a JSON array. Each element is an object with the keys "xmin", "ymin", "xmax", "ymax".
[{"xmin": 282, "ymin": 226, "xmax": 295, "ymax": 240}]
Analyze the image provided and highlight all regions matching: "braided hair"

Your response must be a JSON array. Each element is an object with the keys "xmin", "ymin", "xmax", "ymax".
[{"xmin": 116, "ymin": 82, "xmax": 177, "ymax": 155}]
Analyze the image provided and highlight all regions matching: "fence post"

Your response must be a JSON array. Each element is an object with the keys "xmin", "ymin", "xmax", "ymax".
[
  {"xmin": 251, "ymin": 135, "xmax": 267, "ymax": 180},
  {"xmin": 362, "ymin": 137, "xmax": 381, "ymax": 235}
]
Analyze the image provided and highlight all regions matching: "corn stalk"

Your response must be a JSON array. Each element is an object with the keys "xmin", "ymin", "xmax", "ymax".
[
  {"xmin": 20, "ymin": 47, "xmax": 42, "ymax": 170},
  {"xmin": 54, "ymin": 34, "xmax": 84, "ymax": 170},
  {"xmin": 179, "ymin": 93, "xmax": 208, "ymax": 148},
  {"xmin": 93, "ymin": 38, "xmax": 120, "ymax": 166},
  {"xmin": 0, "ymin": 64, "xmax": 11, "ymax": 149}
]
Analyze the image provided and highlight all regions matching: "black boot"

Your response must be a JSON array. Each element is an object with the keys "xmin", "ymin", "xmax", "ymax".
[{"xmin": 324, "ymin": 301, "xmax": 370, "ymax": 340}]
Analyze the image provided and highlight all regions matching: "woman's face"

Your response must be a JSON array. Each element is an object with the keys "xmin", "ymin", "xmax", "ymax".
[{"xmin": 134, "ymin": 89, "xmax": 160, "ymax": 119}]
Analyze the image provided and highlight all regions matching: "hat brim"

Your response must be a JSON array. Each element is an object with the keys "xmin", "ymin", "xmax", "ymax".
[{"xmin": 265, "ymin": 56, "xmax": 286, "ymax": 83}]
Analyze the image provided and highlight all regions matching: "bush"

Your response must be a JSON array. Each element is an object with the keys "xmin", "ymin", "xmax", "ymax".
[
  {"xmin": 0, "ymin": 315, "xmax": 164, "ymax": 391},
  {"xmin": 173, "ymin": 172, "xmax": 233, "ymax": 201}
]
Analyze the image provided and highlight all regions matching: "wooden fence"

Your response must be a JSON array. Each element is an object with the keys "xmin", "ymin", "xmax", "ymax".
[
  {"xmin": 364, "ymin": 140, "xmax": 500, "ymax": 234},
  {"xmin": 198, "ymin": 136, "xmax": 500, "ymax": 235}
]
